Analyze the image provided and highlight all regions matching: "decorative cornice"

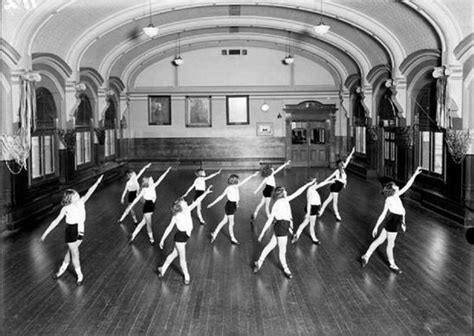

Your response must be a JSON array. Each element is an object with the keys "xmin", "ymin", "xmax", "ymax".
[
  {"xmin": 399, "ymin": 49, "xmax": 440, "ymax": 75},
  {"xmin": 453, "ymin": 33, "xmax": 474, "ymax": 64},
  {"xmin": 32, "ymin": 53, "xmax": 73, "ymax": 78},
  {"xmin": 0, "ymin": 38, "xmax": 21, "ymax": 66}
]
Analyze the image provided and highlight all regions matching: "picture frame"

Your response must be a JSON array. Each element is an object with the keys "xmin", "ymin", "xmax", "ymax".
[
  {"xmin": 256, "ymin": 122, "xmax": 274, "ymax": 136},
  {"xmin": 186, "ymin": 96, "xmax": 212, "ymax": 127},
  {"xmin": 226, "ymin": 95, "xmax": 249, "ymax": 125},
  {"xmin": 148, "ymin": 95, "xmax": 171, "ymax": 125}
]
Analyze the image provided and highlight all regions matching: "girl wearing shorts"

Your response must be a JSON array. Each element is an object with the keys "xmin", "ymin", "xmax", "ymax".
[
  {"xmin": 158, "ymin": 186, "xmax": 213, "ymax": 285},
  {"xmin": 119, "ymin": 163, "xmax": 151, "ymax": 224},
  {"xmin": 120, "ymin": 167, "xmax": 172, "ymax": 245},
  {"xmin": 291, "ymin": 175, "xmax": 335, "ymax": 244},
  {"xmin": 253, "ymin": 179, "xmax": 316, "ymax": 279},
  {"xmin": 319, "ymin": 147, "xmax": 355, "ymax": 221},
  {"xmin": 251, "ymin": 160, "xmax": 291, "ymax": 222},
  {"xmin": 182, "ymin": 168, "xmax": 221, "ymax": 225},
  {"xmin": 41, "ymin": 175, "xmax": 103, "ymax": 286},
  {"xmin": 360, "ymin": 167, "xmax": 422, "ymax": 274},
  {"xmin": 208, "ymin": 172, "xmax": 259, "ymax": 245}
]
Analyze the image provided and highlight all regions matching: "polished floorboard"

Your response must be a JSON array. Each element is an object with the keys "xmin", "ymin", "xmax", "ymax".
[{"xmin": 2, "ymin": 168, "xmax": 472, "ymax": 336}]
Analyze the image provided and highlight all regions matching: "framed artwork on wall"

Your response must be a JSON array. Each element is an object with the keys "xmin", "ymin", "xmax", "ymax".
[
  {"xmin": 148, "ymin": 95, "xmax": 171, "ymax": 125},
  {"xmin": 186, "ymin": 96, "xmax": 212, "ymax": 127},
  {"xmin": 256, "ymin": 122, "xmax": 274, "ymax": 136},
  {"xmin": 226, "ymin": 95, "xmax": 249, "ymax": 125}
]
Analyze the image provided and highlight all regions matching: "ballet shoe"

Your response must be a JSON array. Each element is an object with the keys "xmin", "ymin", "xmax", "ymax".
[
  {"xmin": 312, "ymin": 239, "xmax": 321, "ymax": 245},
  {"xmin": 149, "ymin": 240, "xmax": 155, "ymax": 246},
  {"xmin": 360, "ymin": 256, "xmax": 368, "ymax": 268},
  {"xmin": 389, "ymin": 265, "xmax": 402, "ymax": 274},
  {"xmin": 184, "ymin": 278, "xmax": 191, "ymax": 285},
  {"xmin": 253, "ymin": 261, "xmax": 261, "ymax": 273},
  {"xmin": 200, "ymin": 221, "xmax": 206, "ymax": 225},
  {"xmin": 335, "ymin": 214, "xmax": 342, "ymax": 221},
  {"xmin": 250, "ymin": 214, "xmax": 255, "ymax": 224},
  {"xmin": 283, "ymin": 270, "xmax": 293, "ymax": 279},
  {"xmin": 210, "ymin": 233, "xmax": 216, "ymax": 244},
  {"xmin": 52, "ymin": 272, "xmax": 63, "ymax": 280},
  {"xmin": 231, "ymin": 239, "xmax": 240, "ymax": 246},
  {"xmin": 291, "ymin": 235, "xmax": 298, "ymax": 244},
  {"xmin": 76, "ymin": 276, "xmax": 83, "ymax": 286},
  {"xmin": 157, "ymin": 267, "xmax": 163, "ymax": 278}
]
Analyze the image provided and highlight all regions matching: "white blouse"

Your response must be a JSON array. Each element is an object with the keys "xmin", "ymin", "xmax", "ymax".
[
  {"xmin": 175, "ymin": 209, "xmax": 193, "ymax": 235},
  {"xmin": 307, "ymin": 187, "xmax": 321, "ymax": 205},
  {"xmin": 226, "ymin": 185, "xmax": 240, "ymax": 202},
  {"xmin": 386, "ymin": 195, "xmax": 406, "ymax": 215},
  {"xmin": 335, "ymin": 170, "xmax": 347, "ymax": 184},
  {"xmin": 265, "ymin": 175, "xmax": 276, "ymax": 187},
  {"xmin": 64, "ymin": 202, "xmax": 86, "ymax": 224},
  {"xmin": 194, "ymin": 177, "xmax": 206, "ymax": 191},
  {"xmin": 126, "ymin": 177, "xmax": 140, "ymax": 192},
  {"xmin": 272, "ymin": 198, "xmax": 292, "ymax": 220},
  {"xmin": 142, "ymin": 187, "xmax": 157, "ymax": 202}
]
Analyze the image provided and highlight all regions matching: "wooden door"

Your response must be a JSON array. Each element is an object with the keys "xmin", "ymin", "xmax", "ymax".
[{"xmin": 291, "ymin": 121, "xmax": 329, "ymax": 167}]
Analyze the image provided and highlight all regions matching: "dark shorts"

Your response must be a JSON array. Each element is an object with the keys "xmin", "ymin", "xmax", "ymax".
[
  {"xmin": 274, "ymin": 220, "xmax": 291, "ymax": 237},
  {"xmin": 263, "ymin": 185, "xmax": 274, "ymax": 198},
  {"xmin": 174, "ymin": 230, "xmax": 190, "ymax": 243},
  {"xmin": 143, "ymin": 200, "xmax": 155, "ymax": 214},
  {"xmin": 128, "ymin": 190, "xmax": 137, "ymax": 203},
  {"xmin": 384, "ymin": 212, "xmax": 404, "ymax": 233},
  {"xmin": 194, "ymin": 189, "xmax": 205, "ymax": 200},
  {"xmin": 65, "ymin": 224, "xmax": 79, "ymax": 243},
  {"xmin": 305, "ymin": 204, "xmax": 321, "ymax": 216},
  {"xmin": 225, "ymin": 201, "xmax": 237, "ymax": 215},
  {"xmin": 330, "ymin": 181, "xmax": 344, "ymax": 193}
]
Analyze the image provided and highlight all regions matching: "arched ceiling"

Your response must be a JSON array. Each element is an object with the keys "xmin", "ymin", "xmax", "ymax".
[{"xmin": 2, "ymin": 0, "xmax": 470, "ymax": 87}]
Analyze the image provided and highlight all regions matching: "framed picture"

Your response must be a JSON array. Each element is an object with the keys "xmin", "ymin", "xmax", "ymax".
[
  {"xmin": 226, "ymin": 95, "xmax": 249, "ymax": 125},
  {"xmin": 148, "ymin": 95, "xmax": 171, "ymax": 125},
  {"xmin": 186, "ymin": 96, "xmax": 212, "ymax": 127},
  {"xmin": 256, "ymin": 122, "xmax": 274, "ymax": 136}
]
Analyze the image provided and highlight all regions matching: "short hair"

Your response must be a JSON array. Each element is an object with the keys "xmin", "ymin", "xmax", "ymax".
[
  {"xmin": 336, "ymin": 159, "xmax": 344, "ymax": 166},
  {"xmin": 228, "ymin": 174, "xmax": 239, "ymax": 185},
  {"xmin": 61, "ymin": 189, "xmax": 79, "ymax": 206},
  {"xmin": 126, "ymin": 170, "xmax": 135, "ymax": 178},
  {"xmin": 141, "ymin": 177, "xmax": 150, "ymax": 188},
  {"xmin": 382, "ymin": 182, "xmax": 397, "ymax": 197},
  {"xmin": 195, "ymin": 168, "xmax": 205, "ymax": 177},
  {"xmin": 261, "ymin": 165, "xmax": 272, "ymax": 177},
  {"xmin": 272, "ymin": 186, "xmax": 286, "ymax": 200},
  {"xmin": 171, "ymin": 197, "xmax": 185, "ymax": 215}
]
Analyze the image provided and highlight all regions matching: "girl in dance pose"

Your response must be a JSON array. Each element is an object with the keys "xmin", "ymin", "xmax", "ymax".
[
  {"xmin": 251, "ymin": 160, "xmax": 291, "ymax": 222},
  {"xmin": 41, "ymin": 175, "xmax": 103, "ymax": 286},
  {"xmin": 119, "ymin": 163, "xmax": 152, "ymax": 224},
  {"xmin": 208, "ymin": 172, "xmax": 259, "ymax": 245},
  {"xmin": 119, "ymin": 167, "xmax": 172, "ymax": 245},
  {"xmin": 319, "ymin": 147, "xmax": 355, "ymax": 221},
  {"xmin": 182, "ymin": 168, "xmax": 221, "ymax": 225},
  {"xmin": 360, "ymin": 167, "xmax": 422, "ymax": 274},
  {"xmin": 291, "ymin": 175, "xmax": 335, "ymax": 244},
  {"xmin": 253, "ymin": 179, "xmax": 316, "ymax": 279},
  {"xmin": 158, "ymin": 185, "xmax": 213, "ymax": 285}
]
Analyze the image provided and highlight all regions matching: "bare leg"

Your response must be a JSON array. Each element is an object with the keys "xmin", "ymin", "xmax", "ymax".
[
  {"xmin": 255, "ymin": 235, "xmax": 277, "ymax": 271},
  {"xmin": 211, "ymin": 215, "xmax": 228, "ymax": 243},
  {"xmin": 228, "ymin": 215, "xmax": 239, "ymax": 244},
  {"xmin": 196, "ymin": 203, "xmax": 205, "ymax": 224},
  {"xmin": 264, "ymin": 198, "xmax": 271, "ymax": 218},
  {"xmin": 332, "ymin": 194, "xmax": 341, "ymax": 220},
  {"xmin": 130, "ymin": 208, "xmax": 138, "ymax": 223},
  {"xmin": 67, "ymin": 242, "xmax": 83, "ymax": 284},
  {"xmin": 277, "ymin": 236, "xmax": 291, "ymax": 277},
  {"xmin": 159, "ymin": 247, "xmax": 178, "ymax": 276},
  {"xmin": 386, "ymin": 232, "xmax": 400, "ymax": 271},
  {"xmin": 253, "ymin": 197, "xmax": 265, "ymax": 219},
  {"xmin": 308, "ymin": 215, "xmax": 319, "ymax": 243},
  {"xmin": 175, "ymin": 242, "xmax": 190, "ymax": 284},
  {"xmin": 144, "ymin": 213, "xmax": 154, "ymax": 244},
  {"xmin": 292, "ymin": 217, "xmax": 309, "ymax": 243},
  {"xmin": 55, "ymin": 250, "xmax": 71, "ymax": 278},
  {"xmin": 319, "ymin": 193, "xmax": 334, "ymax": 216},
  {"xmin": 362, "ymin": 229, "xmax": 388, "ymax": 262},
  {"xmin": 130, "ymin": 217, "xmax": 147, "ymax": 242}
]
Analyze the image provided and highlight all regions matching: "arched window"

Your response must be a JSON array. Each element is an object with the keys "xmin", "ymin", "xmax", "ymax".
[
  {"xmin": 416, "ymin": 81, "xmax": 443, "ymax": 175},
  {"xmin": 31, "ymin": 88, "xmax": 57, "ymax": 181},
  {"xmin": 104, "ymin": 99, "xmax": 116, "ymax": 158},
  {"xmin": 75, "ymin": 93, "xmax": 93, "ymax": 167},
  {"xmin": 353, "ymin": 92, "xmax": 366, "ymax": 155}
]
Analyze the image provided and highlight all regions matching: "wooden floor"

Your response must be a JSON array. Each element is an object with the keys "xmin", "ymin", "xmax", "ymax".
[{"xmin": 2, "ymin": 168, "xmax": 472, "ymax": 336}]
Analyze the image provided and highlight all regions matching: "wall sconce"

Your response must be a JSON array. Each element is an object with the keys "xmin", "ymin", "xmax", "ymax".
[
  {"xmin": 143, "ymin": 0, "xmax": 158, "ymax": 38},
  {"xmin": 314, "ymin": 0, "xmax": 330, "ymax": 35},
  {"xmin": 261, "ymin": 101, "xmax": 270, "ymax": 112}
]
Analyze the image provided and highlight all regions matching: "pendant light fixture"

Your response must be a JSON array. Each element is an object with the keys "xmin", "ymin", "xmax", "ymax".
[
  {"xmin": 314, "ymin": 0, "xmax": 330, "ymax": 35},
  {"xmin": 173, "ymin": 32, "xmax": 184, "ymax": 66},
  {"xmin": 143, "ymin": 0, "xmax": 159, "ymax": 38},
  {"xmin": 283, "ymin": 31, "xmax": 294, "ymax": 65}
]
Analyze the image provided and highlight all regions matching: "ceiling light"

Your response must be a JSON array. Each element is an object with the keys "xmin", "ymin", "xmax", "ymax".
[
  {"xmin": 172, "ymin": 33, "xmax": 184, "ymax": 66},
  {"xmin": 173, "ymin": 56, "xmax": 184, "ymax": 66},
  {"xmin": 143, "ymin": 0, "xmax": 158, "ymax": 38},
  {"xmin": 283, "ymin": 31, "xmax": 294, "ymax": 65},
  {"xmin": 314, "ymin": 0, "xmax": 330, "ymax": 35}
]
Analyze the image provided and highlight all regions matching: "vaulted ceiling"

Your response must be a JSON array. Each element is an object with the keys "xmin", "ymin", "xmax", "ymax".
[{"xmin": 2, "ymin": 0, "xmax": 471, "ymax": 87}]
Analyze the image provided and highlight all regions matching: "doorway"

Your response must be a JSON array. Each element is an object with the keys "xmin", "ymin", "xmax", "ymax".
[{"xmin": 291, "ymin": 121, "xmax": 329, "ymax": 167}]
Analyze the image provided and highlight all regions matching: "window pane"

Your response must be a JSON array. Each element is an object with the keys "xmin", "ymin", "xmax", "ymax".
[
  {"xmin": 433, "ymin": 132, "xmax": 443, "ymax": 174},
  {"xmin": 110, "ymin": 129, "xmax": 115, "ymax": 154},
  {"xmin": 420, "ymin": 132, "xmax": 430, "ymax": 170},
  {"xmin": 384, "ymin": 141, "xmax": 389, "ymax": 159},
  {"xmin": 84, "ymin": 132, "xmax": 91, "ymax": 163},
  {"xmin": 44, "ymin": 135, "xmax": 53, "ymax": 174},
  {"xmin": 76, "ymin": 132, "xmax": 83, "ymax": 165},
  {"xmin": 390, "ymin": 142, "xmax": 395, "ymax": 161},
  {"xmin": 31, "ymin": 136, "xmax": 41, "ymax": 178}
]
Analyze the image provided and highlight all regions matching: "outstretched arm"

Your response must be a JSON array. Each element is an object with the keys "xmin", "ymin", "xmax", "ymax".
[
  {"xmin": 188, "ymin": 186, "xmax": 213, "ymax": 212},
  {"xmin": 119, "ymin": 189, "xmax": 144, "ymax": 222},
  {"xmin": 120, "ymin": 184, "xmax": 128, "ymax": 204},
  {"xmin": 159, "ymin": 217, "xmax": 176, "ymax": 249},
  {"xmin": 342, "ymin": 147, "xmax": 355, "ymax": 168},
  {"xmin": 272, "ymin": 160, "xmax": 291, "ymax": 176},
  {"xmin": 82, "ymin": 175, "xmax": 104, "ymax": 203},
  {"xmin": 152, "ymin": 166, "xmax": 172, "ymax": 188},
  {"xmin": 182, "ymin": 181, "xmax": 196, "ymax": 198},
  {"xmin": 253, "ymin": 179, "xmax": 266, "ymax": 194},
  {"xmin": 372, "ymin": 201, "xmax": 389, "ymax": 238},
  {"xmin": 399, "ymin": 167, "xmax": 422, "ymax": 196},
  {"xmin": 287, "ymin": 179, "xmax": 317, "ymax": 202},
  {"xmin": 207, "ymin": 188, "xmax": 227, "ymax": 208},
  {"xmin": 136, "ymin": 163, "xmax": 152, "ymax": 179},
  {"xmin": 204, "ymin": 169, "xmax": 222, "ymax": 181},
  {"xmin": 258, "ymin": 212, "xmax": 275, "ymax": 241},
  {"xmin": 237, "ymin": 171, "xmax": 259, "ymax": 187},
  {"xmin": 314, "ymin": 177, "xmax": 335, "ymax": 190},
  {"xmin": 41, "ymin": 208, "xmax": 66, "ymax": 241}
]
